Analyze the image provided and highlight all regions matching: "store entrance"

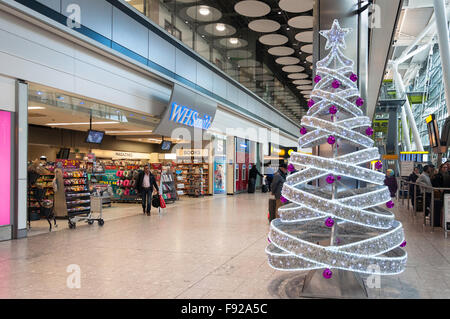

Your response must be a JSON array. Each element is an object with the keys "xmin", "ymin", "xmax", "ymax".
[{"xmin": 26, "ymin": 84, "xmax": 185, "ymax": 236}]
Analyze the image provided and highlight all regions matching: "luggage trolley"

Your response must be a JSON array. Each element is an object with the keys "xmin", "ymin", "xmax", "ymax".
[{"xmin": 68, "ymin": 195, "xmax": 104, "ymax": 229}]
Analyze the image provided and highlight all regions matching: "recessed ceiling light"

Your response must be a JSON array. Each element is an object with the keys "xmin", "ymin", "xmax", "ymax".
[
  {"xmin": 46, "ymin": 121, "xmax": 119, "ymax": 126},
  {"xmin": 216, "ymin": 23, "xmax": 226, "ymax": 32},
  {"xmin": 37, "ymin": 91, "xmax": 43, "ymax": 95},
  {"xmin": 105, "ymin": 130, "xmax": 153, "ymax": 134},
  {"xmin": 28, "ymin": 106, "xmax": 46, "ymax": 110},
  {"xmin": 198, "ymin": 6, "xmax": 211, "ymax": 16},
  {"xmin": 229, "ymin": 38, "xmax": 239, "ymax": 44}
]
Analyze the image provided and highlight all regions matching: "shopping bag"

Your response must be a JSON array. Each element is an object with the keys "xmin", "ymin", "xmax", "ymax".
[
  {"xmin": 159, "ymin": 195, "xmax": 166, "ymax": 208},
  {"xmin": 152, "ymin": 194, "xmax": 160, "ymax": 208}
]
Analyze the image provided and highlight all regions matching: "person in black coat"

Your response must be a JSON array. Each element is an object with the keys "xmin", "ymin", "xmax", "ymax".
[
  {"xmin": 408, "ymin": 167, "xmax": 420, "ymax": 207},
  {"xmin": 136, "ymin": 165, "xmax": 159, "ymax": 215},
  {"xmin": 248, "ymin": 165, "xmax": 263, "ymax": 193}
]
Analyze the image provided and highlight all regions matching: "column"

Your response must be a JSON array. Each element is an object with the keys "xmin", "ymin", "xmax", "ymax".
[
  {"xmin": 433, "ymin": 0, "xmax": 450, "ymax": 116},
  {"xmin": 393, "ymin": 64, "xmax": 424, "ymax": 151}
]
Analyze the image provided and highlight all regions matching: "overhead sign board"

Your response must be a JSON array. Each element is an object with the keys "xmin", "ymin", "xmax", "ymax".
[{"xmin": 154, "ymin": 84, "xmax": 218, "ymax": 137}]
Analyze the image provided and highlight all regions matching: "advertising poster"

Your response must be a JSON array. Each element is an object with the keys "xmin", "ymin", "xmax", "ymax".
[{"xmin": 214, "ymin": 156, "xmax": 226, "ymax": 194}]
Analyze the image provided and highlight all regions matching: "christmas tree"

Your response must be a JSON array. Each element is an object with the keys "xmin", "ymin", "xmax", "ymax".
[{"xmin": 266, "ymin": 20, "xmax": 407, "ymax": 280}]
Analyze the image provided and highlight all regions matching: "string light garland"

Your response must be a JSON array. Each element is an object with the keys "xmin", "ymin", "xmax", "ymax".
[{"xmin": 266, "ymin": 19, "xmax": 407, "ymax": 277}]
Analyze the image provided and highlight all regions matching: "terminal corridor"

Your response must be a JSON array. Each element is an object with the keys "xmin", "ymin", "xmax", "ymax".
[{"xmin": 0, "ymin": 193, "xmax": 449, "ymax": 299}]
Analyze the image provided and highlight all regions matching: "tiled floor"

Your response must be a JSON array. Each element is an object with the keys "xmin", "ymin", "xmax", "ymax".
[{"xmin": 1, "ymin": 193, "xmax": 450, "ymax": 299}]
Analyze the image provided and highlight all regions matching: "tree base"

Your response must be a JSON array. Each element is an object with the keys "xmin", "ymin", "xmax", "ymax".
[{"xmin": 301, "ymin": 269, "xmax": 368, "ymax": 299}]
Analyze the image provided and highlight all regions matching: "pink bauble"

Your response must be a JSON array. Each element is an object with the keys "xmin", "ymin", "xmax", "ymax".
[
  {"xmin": 400, "ymin": 240, "xmax": 407, "ymax": 247},
  {"xmin": 329, "ymin": 105, "xmax": 337, "ymax": 114},
  {"xmin": 332, "ymin": 79, "xmax": 340, "ymax": 89},
  {"xmin": 280, "ymin": 196, "xmax": 287, "ymax": 203},
  {"xmin": 375, "ymin": 161, "xmax": 383, "ymax": 170},
  {"xmin": 337, "ymin": 176, "xmax": 341, "ymax": 180},
  {"xmin": 350, "ymin": 73, "xmax": 358, "ymax": 82},
  {"xmin": 325, "ymin": 217, "xmax": 334, "ymax": 228},
  {"xmin": 356, "ymin": 97, "xmax": 364, "ymax": 107},
  {"xmin": 300, "ymin": 127, "xmax": 307, "ymax": 135},
  {"xmin": 366, "ymin": 127, "xmax": 374, "ymax": 136},
  {"xmin": 326, "ymin": 174, "xmax": 335, "ymax": 184},
  {"xmin": 327, "ymin": 135, "xmax": 336, "ymax": 145},
  {"xmin": 386, "ymin": 200, "xmax": 394, "ymax": 209},
  {"xmin": 307, "ymin": 99, "xmax": 315, "ymax": 108},
  {"xmin": 287, "ymin": 164, "xmax": 295, "ymax": 172},
  {"xmin": 323, "ymin": 268, "xmax": 333, "ymax": 279}
]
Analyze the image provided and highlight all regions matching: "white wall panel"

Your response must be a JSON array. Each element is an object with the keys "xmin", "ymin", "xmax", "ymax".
[
  {"xmin": 0, "ymin": 10, "xmax": 75, "ymax": 57},
  {"xmin": 226, "ymin": 83, "xmax": 239, "ymax": 106},
  {"xmin": 212, "ymin": 74, "xmax": 227, "ymax": 99},
  {"xmin": 112, "ymin": 7, "xmax": 148, "ymax": 58},
  {"xmin": 62, "ymin": 0, "xmax": 113, "ymax": 39},
  {"xmin": 36, "ymin": 0, "xmax": 61, "ymax": 12},
  {"xmin": 0, "ymin": 28, "xmax": 75, "ymax": 76},
  {"xmin": 175, "ymin": 49, "xmax": 196, "ymax": 83},
  {"xmin": 0, "ymin": 75, "xmax": 15, "ymax": 112},
  {"xmin": 0, "ymin": 9, "xmax": 170, "ymax": 116},
  {"xmin": 148, "ymin": 30, "xmax": 175, "ymax": 72},
  {"xmin": 238, "ymin": 90, "xmax": 247, "ymax": 109},
  {"xmin": 196, "ymin": 62, "xmax": 213, "ymax": 92}
]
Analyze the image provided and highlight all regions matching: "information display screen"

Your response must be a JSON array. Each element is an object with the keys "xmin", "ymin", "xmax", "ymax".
[{"xmin": 86, "ymin": 130, "xmax": 105, "ymax": 144}]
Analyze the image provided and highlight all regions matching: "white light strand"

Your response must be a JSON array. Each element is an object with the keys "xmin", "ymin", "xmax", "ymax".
[{"xmin": 266, "ymin": 19, "xmax": 407, "ymax": 276}]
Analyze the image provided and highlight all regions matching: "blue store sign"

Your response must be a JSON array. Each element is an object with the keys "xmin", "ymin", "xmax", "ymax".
[{"xmin": 169, "ymin": 102, "xmax": 212, "ymax": 130}]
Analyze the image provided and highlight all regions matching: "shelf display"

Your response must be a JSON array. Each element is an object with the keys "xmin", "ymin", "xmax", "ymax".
[
  {"xmin": 175, "ymin": 163, "xmax": 209, "ymax": 197},
  {"xmin": 160, "ymin": 168, "xmax": 177, "ymax": 202},
  {"xmin": 94, "ymin": 161, "xmax": 142, "ymax": 203},
  {"xmin": 53, "ymin": 160, "xmax": 91, "ymax": 218}
]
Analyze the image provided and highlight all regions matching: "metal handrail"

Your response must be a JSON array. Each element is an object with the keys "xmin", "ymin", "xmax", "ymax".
[{"xmin": 398, "ymin": 178, "xmax": 450, "ymax": 232}]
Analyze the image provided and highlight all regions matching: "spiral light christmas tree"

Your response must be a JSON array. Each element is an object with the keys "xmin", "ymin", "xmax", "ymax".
[{"xmin": 266, "ymin": 20, "xmax": 407, "ymax": 294}]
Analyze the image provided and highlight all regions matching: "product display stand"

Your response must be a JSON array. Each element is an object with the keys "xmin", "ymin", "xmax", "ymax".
[
  {"xmin": 160, "ymin": 169, "xmax": 177, "ymax": 203},
  {"xmin": 54, "ymin": 168, "xmax": 91, "ymax": 218}
]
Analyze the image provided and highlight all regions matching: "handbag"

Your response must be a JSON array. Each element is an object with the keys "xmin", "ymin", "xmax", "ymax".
[
  {"xmin": 152, "ymin": 194, "xmax": 160, "ymax": 208},
  {"xmin": 159, "ymin": 195, "xmax": 166, "ymax": 208}
]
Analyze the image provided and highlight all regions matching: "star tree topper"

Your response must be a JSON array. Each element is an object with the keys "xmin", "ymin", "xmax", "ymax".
[{"xmin": 319, "ymin": 19, "xmax": 350, "ymax": 50}]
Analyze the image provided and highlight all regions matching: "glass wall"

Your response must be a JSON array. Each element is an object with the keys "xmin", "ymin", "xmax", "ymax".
[{"xmin": 125, "ymin": 0, "xmax": 299, "ymax": 114}]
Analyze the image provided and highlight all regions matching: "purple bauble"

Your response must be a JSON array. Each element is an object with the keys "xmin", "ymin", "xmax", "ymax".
[
  {"xmin": 325, "ymin": 217, "xmax": 334, "ymax": 228},
  {"xmin": 337, "ymin": 176, "xmax": 341, "ymax": 181},
  {"xmin": 314, "ymin": 75, "xmax": 321, "ymax": 83},
  {"xmin": 350, "ymin": 73, "xmax": 358, "ymax": 82},
  {"xmin": 366, "ymin": 127, "xmax": 374, "ymax": 136},
  {"xmin": 326, "ymin": 174, "xmax": 335, "ymax": 184},
  {"xmin": 386, "ymin": 200, "xmax": 394, "ymax": 209},
  {"xmin": 287, "ymin": 163, "xmax": 295, "ymax": 172},
  {"xmin": 375, "ymin": 161, "xmax": 383, "ymax": 170},
  {"xmin": 307, "ymin": 99, "xmax": 315, "ymax": 108},
  {"xmin": 323, "ymin": 268, "xmax": 333, "ymax": 279},
  {"xmin": 280, "ymin": 196, "xmax": 287, "ymax": 203},
  {"xmin": 332, "ymin": 79, "xmax": 340, "ymax": 89},
  {"xmin": 268, "ymin": 237, "xmax": 271, "ymax": 243},
  {"xmin": 400, "ymin": 240, "xmax": 407, "ymax": 248},
  {"xmin": 329, "ymin": 105, "xmax": 337, "ymax": 114},
  {"xmin": 356, "ymin": 97, "xmax": 364, "ymax": 107},
  {"xmin": 327, "ymin": 135, "xmax": 336, "ymax": 145},
  {"xmin": 335, "ymin": 237, "xmax": 341, "ymax": 245},
  {"xmin": 300, "ymin": 127, "xmax": 307, "ymax": 135}
]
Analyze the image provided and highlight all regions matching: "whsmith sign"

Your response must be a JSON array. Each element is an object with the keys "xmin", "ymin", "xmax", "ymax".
[
  {"xmin": 169, "ymin": 102, "xmax": 212, "ymax": 130},
  {"xmin": 153, "ymin": 84, "xmax": 218, "ymax": 137}
]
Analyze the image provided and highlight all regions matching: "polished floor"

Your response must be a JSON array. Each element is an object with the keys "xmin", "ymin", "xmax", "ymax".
[{"xmin": 1, "ymin": 192, "xmax": 450, "ymax": 299}]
